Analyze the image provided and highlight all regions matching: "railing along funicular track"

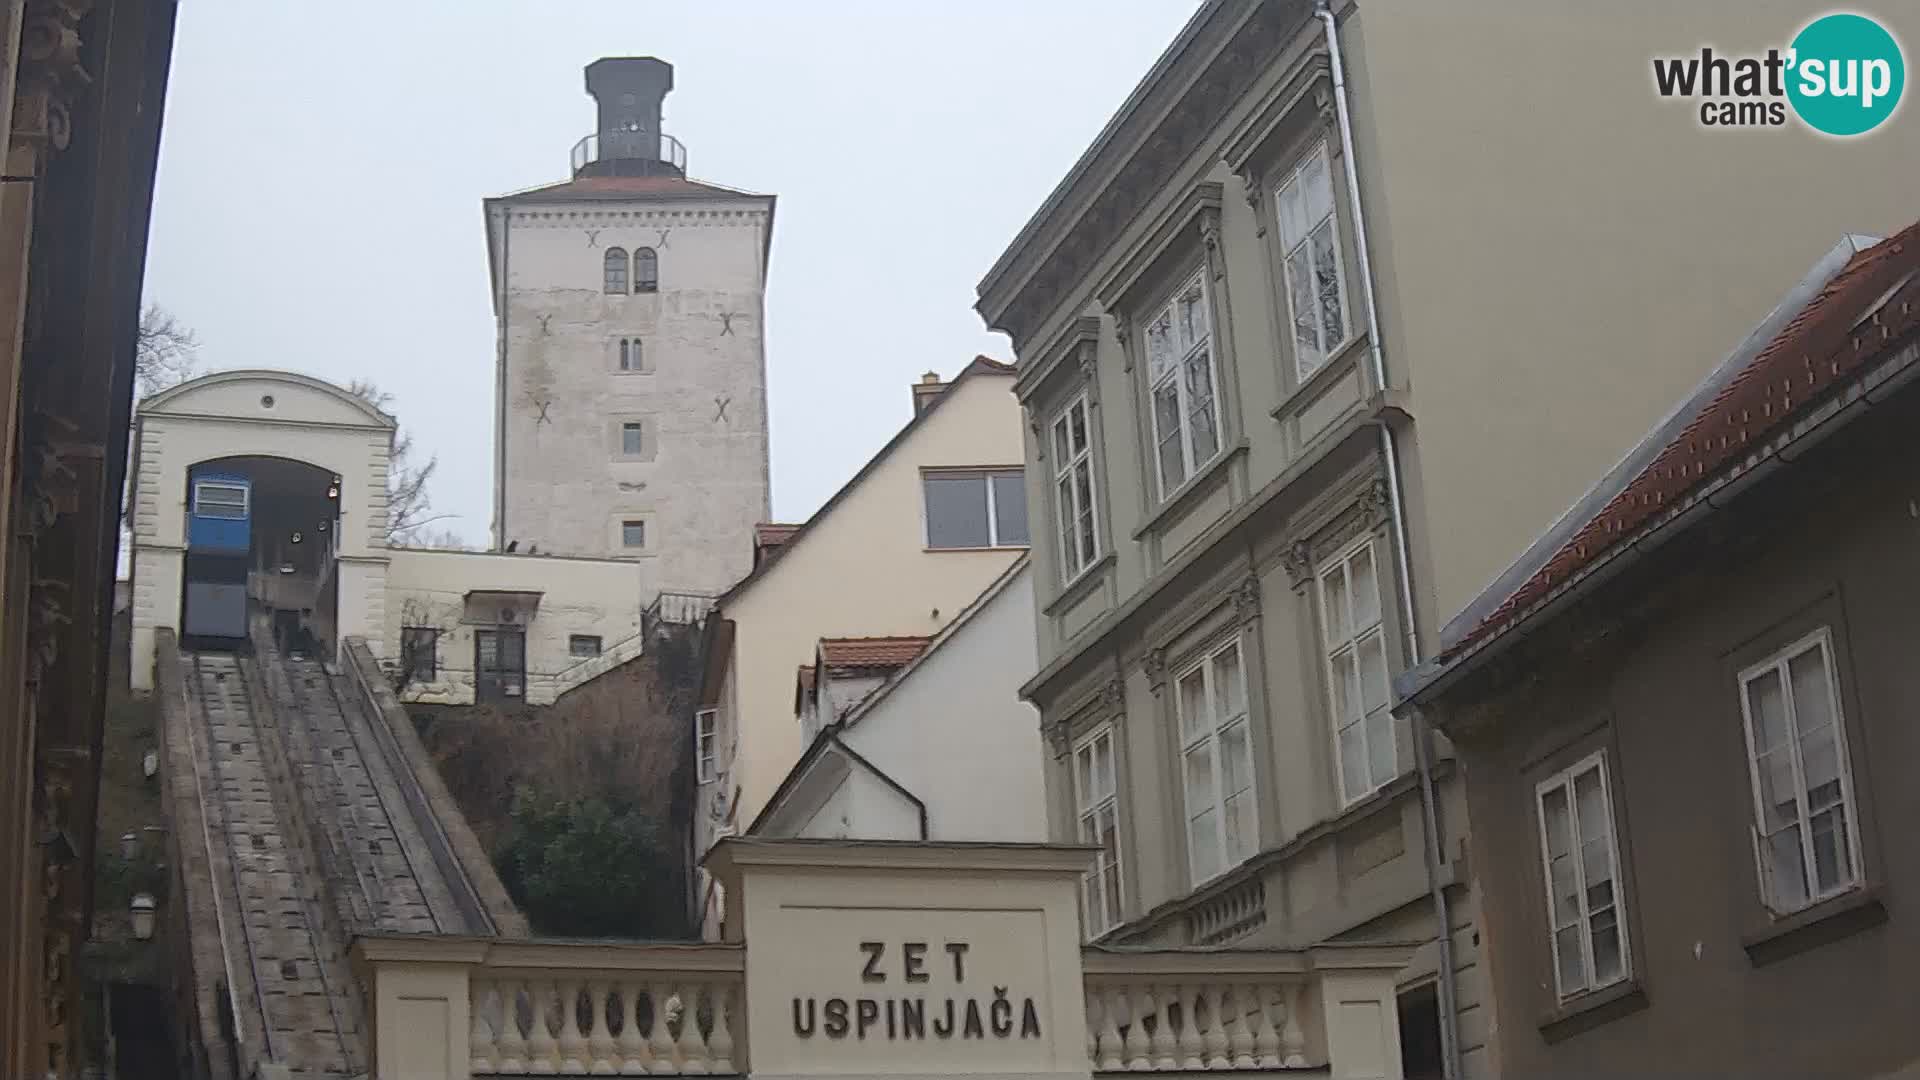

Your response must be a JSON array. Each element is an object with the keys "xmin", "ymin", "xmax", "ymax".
[
  {"xmin": 187, "ymin": 651, "xmax": 354, "ymax": 1076},
  {"xmin": 270, "ymin": 642, "xmax": 442, "ymax": 935}
]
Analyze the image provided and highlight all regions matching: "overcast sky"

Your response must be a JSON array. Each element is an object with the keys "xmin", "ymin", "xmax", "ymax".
[{"xmin": 143, "ymin": 1, "xmax": 1199, "ymax": 545}]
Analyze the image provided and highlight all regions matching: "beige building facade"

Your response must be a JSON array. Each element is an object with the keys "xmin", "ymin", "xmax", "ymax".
[
  {"xmin": 975, "ymin": 2, "xmax": 1920, "ymax": 1078},
  {"xmin": 694, "ymin": 361, "xmax": 1027, "ymax": 931}
]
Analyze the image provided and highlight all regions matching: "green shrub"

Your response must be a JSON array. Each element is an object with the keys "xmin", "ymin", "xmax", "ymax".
[{"xmin": 495, "ymin": 788, "xmax": 683, "ymax": 939}]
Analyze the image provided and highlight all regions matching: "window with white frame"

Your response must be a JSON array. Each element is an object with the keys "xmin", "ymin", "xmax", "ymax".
[
  {"xmin": 1143, "ymin": 271, "xmax": 1222, "ymax": 498},
  {"xmin": 1176, "ymin": 638, "xmax": 1256, "ymax": 885},
  {"xmin": 1051, "ymin": 394, "xmax": 1100, "ymax": 581},
  {"xmin": 193, "ymin": 480, "xmax": 249, "ymax": 520},
  {"xmin": 923, "ymin": 469, "xmax": 1029, "ymax": 549},
  {"xmin": 1738, "ymin": 628, "xmax": 1862, "ymax": 915},
  {"xmin": 1073, "ymin": 726, "xmax": 1124, "ymax": 936},
  {"xmin": 1275, "ymin": 142, "xmax": 1350, "ymax": 379},
  {"xmin": 1536, "ymin": 752, "xmax": 1629, "ymax": 1000},
  {"xmin": 695, "ymin": 707, "xmax": 719, "ymax": 784},
  {"xmin": 1320, "ymin": 537, "xmax": 1394, "ymax": 804}
]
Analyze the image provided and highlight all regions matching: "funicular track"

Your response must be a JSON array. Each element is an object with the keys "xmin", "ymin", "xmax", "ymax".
[
  {"xmin": 256, "ymin": 632, "xmax": 447, "ymax": 936},
  {"xmin": 185, "ymin": 650, "xmax": 357, "ymax": 1078}
]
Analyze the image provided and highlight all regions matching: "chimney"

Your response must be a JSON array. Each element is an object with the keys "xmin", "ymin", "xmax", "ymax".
[
  {"xmin": 576, "ymin": 57, "xmax": 683, "ymax": 178},
  {"xmin": 911, "ymin": 371, "xmax": 947, "ymax": 416}
]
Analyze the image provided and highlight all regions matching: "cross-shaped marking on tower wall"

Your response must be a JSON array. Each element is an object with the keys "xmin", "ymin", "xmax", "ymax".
[
  {"xmin": 537, "ymin": 314, "xmax": 553, "ymax": 336},
  {"xmin": 718, "ymin": 312, "xmax": 735, "ymax": 336},
  {"xmin": 532, "ymin": 399, "xmax": 552, "ymax": 425},
  {"xmin": 655, "ymin": 228, "xmax": 672, "ymax": 249},
  {"xmin": 713, "ymin": 396, "xmax": 731, "ymax": 422},
  {"xmin": 584, "ymin": 228, "xmax": 601, "ymax": 248}
]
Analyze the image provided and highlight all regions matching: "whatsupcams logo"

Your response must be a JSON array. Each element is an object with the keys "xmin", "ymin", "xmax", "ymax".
[{"xmin": 1652, "ymin": 12, "xmax": 1905, "ymax": 135}]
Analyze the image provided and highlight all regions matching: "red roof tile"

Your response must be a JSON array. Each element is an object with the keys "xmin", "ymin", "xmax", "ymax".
[
  {"xmin": 1448, "ymin": 220, "xmax": 1920, "ymax": 659},
  {"xmin": 817, "ymin": 636, "xmax": 932, "ymax": 671},
  {"xmin": 494, "ymin": 174, "xmax": 766, "ymax": 204},
  {"xmin": 755, "ymin": 523, "xmax": 801, "ymax": 548}
]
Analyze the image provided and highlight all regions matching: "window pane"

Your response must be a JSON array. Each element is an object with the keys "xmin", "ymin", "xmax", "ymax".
[
  {"xmin": 1287, "ymin": 249, "xmax": 1323, "ymax": 374},
  {"xmin": 1154, "ymin": 382, "xmax": 1185, "ymax": 492},
  {"xmin": 1339, "ymin": 724, "xmax": 1366, "ymax": 802},
  {"xmin": 1548, "ymin": 851, "xmax": 1580, "ymax": 929},
  {"xmin": 924, "ymin": 474, "xmax": 990, "ymax": 548},
  {"xmin": 1069, "ymin": 401, "xmax": 1089, "ymax": 455},
  {"xmin": 1329, "ymin": 651, "xmax": 1357, "ymax": 728},
  {"xmin": 1277, "ymin": 178, "xmax": 1307, "ymax": 246},
  {"xmin": 1322, "ymin": 568, "xmax": 1350, "ymax": 646},
  {"xmin": 1349, "ymin": 544, "xmax": 1380, "ymax": 630},
  {"xmin": 622, "ymin": 423, "xmax": 643, "ymax": 456},
  {"xmin": 1220, "ymin": 719, "xmax": 1253, "ymax": 797},
  {"xmin": 1787, "ymin": 644, "xmax": 1834, "ymax": 735},
  {"xmin": 604, "ymin": 247, "xmax": 628, "ymax": 294},
  {"xmin": 1188, "ymin": 808, "xmax": 1220, "ymax": 883},
  {"xmin": 1184, "ymin": 743, "xmax": 1217, "ymax": 814},
  {"xmin": 1224, "ymin": 789, "xmax": 1257, "ymax": 864},
  {"xmin": 1301, "ymin": 150, "xmax": 1334, "ymax": 223},
  {"xmin": 1754, "ymin": 748, "xmax": 1799, "ymax": 833},
  {"xmin": 1799, "ymin": 725, "xmax": 1843, "ymax": 810},
  {"xmin": 622, "ymin": 520, "xmax": 645, "ymax": 547},
  {"xmin": 1184, "ymin": 350, "xmax": 1219, "ymax": 463},
  {"xmin": 1214, "ymin": 644, "xmax": 1246, "ymax": 721},
  {"xmin": 1312, "ymin": 219, "xmax": 1346, "ymax": 347},
  {"xmin": 1365, "ymin": 708, "xmax": 1395, "ymax": 786},
  {"xmin": 1766, "ymin": 825, "xmax": 1809, "ymax": 910},
  {"xmin": 1074, "ymin": 464, "xmax": 1097, "ymax": 565},
  {"xmin": 1052, "ymin": 414, "xmax": 1072, "ymax": 465},
  {"xmin": 1358, "ymin": 632, "xmax": 1388, "ymax": 716},
  {"xmin": 1075, "ymin": 745, "xmax": 1094, "ymax": 811},
  {"xmin": 1810, "ymin": 804, "xmax": 1854, "ymax": 894},
  {"xmin": 1176, "ymin": 278, "xmax": 1208, "ymax": 348},
  {"xmin": 1554, "ymin": 926, "xmax": 1587, "ymax": 992},
  {"xmin": 1590, "ymin": 907, "xmax": 1623, "ymax": 984},
  {"xmin": 1146, "ymin": 312, "xmax": 1176, "ymax": 382},
  {"xmin": 1541, "ymin": 785, "xmax": 1573, "ymax": 861},
  {"xmin": 1057, "ymin": 476, "xmax": 1080, "ymax": 571},
  {"xmin": 1102, "ymin": 859, "xmax": 1123, "ymax": 926},
  {"xmin": 1745, "ymin": 668, "xmax": 1788, "ymax": 752},
  {"xmin": 1178, "ymin": 668, "xmax": 1209, "ymax": 742},
  {"xmin": 991, "ymin": 472, "xmax": 1029, "ymax": 546}
]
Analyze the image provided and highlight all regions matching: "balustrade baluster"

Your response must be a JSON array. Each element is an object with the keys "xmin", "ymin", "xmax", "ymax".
[
  {"xmin": 1224, "ymin": 983, "xmax": 1255, "ymax": 1068},
  {"xmin": 1095, "ymin": 987, "xmax": 1123, "ymax": 1071},
  {"xmin": 1280, "ymin": 984, "xmax": 1307, "ymax": 1067},
  {"xmin": 1084, "ymin": 990, "xmax": 1100, "ymax": 1068},
  {"xmin": 1175, "ymin": 983, "xmax": 1204, "ymax": 1069},
  {"xmin": 1251, "ymin": 985, "xmax": 1281, "ymax": 1068},
  {"xmin": 495, "ymin": 979, "xmax": 531, "ymax": 1074},
  {"xmin": 1121, "ymin": 985, "xmax": 1150, "ymax": 1070},
  {"xmin": 707, "ymin": 985, "xmax": 736, "ymax": 1074},
  {"xmin": 587, "ymin": 980, "xmax": 616, "ymax": 1074},
  {"xmin": 1203, "ymin": 983, "xmax": 1230, "ymax": 1068},
  {"xmin": 646, "ymin": 982, "xmax": 676, "ymax": 1074},
  {"xmin": 471, "ymin": 978, "xmax": 498, "ymax": 1074},
  {"xmin": 617, "ymin": 979, "xmax": 648, "ymax": 1075},
  {"xmin": 527, "ymin": 980, "xmax": 561, "ymax": 1074},
  {"xmin": 1149, "ymin": 984, "xmax": 1177, "ymax": 1070},
  {"xmin": 557, "ymin": 978, "xmax": 589, "ymax": 1074},
  {"xmin": 675, "ymin": 983, "xmax": 713, "ymax": 1073}
]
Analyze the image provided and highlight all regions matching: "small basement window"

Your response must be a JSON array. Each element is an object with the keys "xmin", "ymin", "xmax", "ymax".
[
  {"xmin": 569, "ymin": 634, "xmax": 603, "ymax": 658},
  {"xmin": 622, "ymin": 520, "xmax": 646, "ymax": 548}
]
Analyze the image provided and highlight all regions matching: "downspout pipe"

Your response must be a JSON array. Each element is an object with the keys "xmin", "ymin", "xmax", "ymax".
[{"xmin": 1314, "ymin": 3, "xmax": 1462, "ymax": 1078}]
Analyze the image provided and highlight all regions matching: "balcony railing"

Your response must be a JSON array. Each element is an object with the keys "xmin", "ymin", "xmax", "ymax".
[
  {"xmin": 356, "ymin": 936, "xmax": 1415, "ymax": 1078},
  {"xmin": 570, "ymin": 128, "xmax": 688, "ymax": 176}
]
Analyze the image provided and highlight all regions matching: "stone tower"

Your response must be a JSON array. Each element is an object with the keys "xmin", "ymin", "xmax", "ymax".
[{"xmin": 484, "ymin": 57, "xmax": 774, "ymax": 599}]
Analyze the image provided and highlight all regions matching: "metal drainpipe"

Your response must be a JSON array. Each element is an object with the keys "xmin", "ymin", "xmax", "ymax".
[{"xmin": 1314, "ymin": 3, "xmax": 1462, "ymax": 1077}]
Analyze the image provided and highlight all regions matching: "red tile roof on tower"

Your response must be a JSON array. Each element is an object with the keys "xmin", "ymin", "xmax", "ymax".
[
  {"xmin": 1444, "ymin": 220, "xmax": 1920, "ymax": 661},
  {"xmin": 493, "ymin": 174, "xmax": 768, "ymax": 203},
  {"xmin": 755, "ymin": 523, "xmax": 800, "ymax": 549},
  {"xmin": 817, "ymin": 636, "xmax": 933, "ymax": 672}
]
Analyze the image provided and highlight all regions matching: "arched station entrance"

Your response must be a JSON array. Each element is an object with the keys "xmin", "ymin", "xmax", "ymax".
[{"xmin": 178, "ymin": 454, "xmax": 344, "ymax": 657}]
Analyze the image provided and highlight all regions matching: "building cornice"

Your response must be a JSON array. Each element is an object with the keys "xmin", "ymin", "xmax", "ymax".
[
  {"xmin": 706, "ymin": 837, "xmax": 1098, "ymax": 877},
  {"xmin": 976, "ymin": 0, "xmax": 1309, "ymax": 350}
]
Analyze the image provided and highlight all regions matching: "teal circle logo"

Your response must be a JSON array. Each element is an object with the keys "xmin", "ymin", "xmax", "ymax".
[{"xmin": 1787, "ymin": 13, "xmax": 1905, "ymax": 136}]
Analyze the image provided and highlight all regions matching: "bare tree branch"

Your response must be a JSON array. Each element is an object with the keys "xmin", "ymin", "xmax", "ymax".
[
  {"xmin": 346, "ymin": 378, "xmax": 443, "ymax": 543},
  {"xmin": 134, "ymin": 303, "xmax": 198, "ymax": 397}
]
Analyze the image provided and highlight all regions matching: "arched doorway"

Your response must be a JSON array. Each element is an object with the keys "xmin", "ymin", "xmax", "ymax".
[{"xmin": 179, "ymin": 454, "xmax": 343, "ymax": 658}]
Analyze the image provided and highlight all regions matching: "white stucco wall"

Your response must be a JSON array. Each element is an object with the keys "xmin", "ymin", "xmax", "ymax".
[
  {"xmin": 127, "ymin": 370, "xmax": 394, "ymax": 690},
  {"xmin": 489, "ymin": 192, "xmax": 773, "ymax": 599},
  {"xmin": 382, "ymin": 547, "xmax": 646, "ymax": 707},
  {"xmin": 703, "ymin": 370, "xmax": 1026, "ymax": 849},
  {"xmin": 834, "ymin": 563, "xmax": 1045, "ymax": 842}
]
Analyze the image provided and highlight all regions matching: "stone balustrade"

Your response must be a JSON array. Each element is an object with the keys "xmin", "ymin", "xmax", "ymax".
[{"xmin": 469, "ymin": 974, "xmax": 741, "ymax": 1075}]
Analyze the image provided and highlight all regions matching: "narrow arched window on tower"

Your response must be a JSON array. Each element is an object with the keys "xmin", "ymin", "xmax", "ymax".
[
  {"xmin": 618, "ymin": 338, "xmax": 642, "ymax": 371},
  {"xmin": 634, "ymin": 247, "xmax": 659, "ymax": 293},
  {"xmin": 603, "ymin": 247, "xmax": 629, "ymax": 294}
]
